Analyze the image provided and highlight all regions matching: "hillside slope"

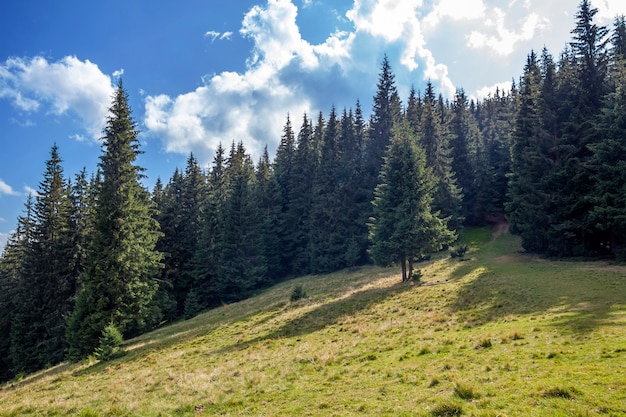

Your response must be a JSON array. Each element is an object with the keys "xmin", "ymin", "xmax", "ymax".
[{"xmin": 1, "ymin": 229, "xmax": 625, "ymax": 416}]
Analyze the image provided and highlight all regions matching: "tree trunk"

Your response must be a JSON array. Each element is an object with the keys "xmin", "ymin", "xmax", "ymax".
[{"xmin": 401, "ymin": 257, "xmax": 407, "ymax": 282}]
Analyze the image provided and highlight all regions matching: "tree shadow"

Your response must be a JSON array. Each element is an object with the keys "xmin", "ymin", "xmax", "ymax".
[
  {"xmin": 213, "ymin": 278, "xmax": 412, "ymax": 355},
  {"xmin": 448, "ymin": 251, "xmax": 626, "ymax": 333}
]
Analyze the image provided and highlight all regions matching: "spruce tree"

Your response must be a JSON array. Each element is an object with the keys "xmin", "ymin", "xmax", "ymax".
[
  {"xmin": 365, "ymin": 56, "xmax": 403, "ymax": 197},
  {"xmin": 10, "ymin": 145, "xmax": 78, "ymax": 374},
  {"xmin": 369, "ymin": 121, "xmax": 455, "ymax": 281},
  {"xmin": 448, "ymin": 89, "xmax": 483, "ymax": 224},
  {"xmin": 0, "ymin": 196, "xmax": 35, "ymax": 380},
  {"xmin": 309, "ymin": 106, "xmax": 344, "ymax": 273},
  {"xmin": 256, "ymin": 147, "xmax": 283, "ymax": 282},
  {"xmin": 67, "ymin": 80, "xmax": 163, "ymax": 358},
  {"xmin": 418, "ymin": 81, "xmax": 463, "ymax": 231},
  {"xmin": 214, "ymin": 142, "xmax": 265, "ymax": 301},
  {"xmin": 506, "ymin": 52, "xmax": 553, "ymax": 252},
  {"xmin": 284, "ymin": 114, "xmax": 316, "ymax": 274},
  {"xmin": 587, "ymin": 60, "xmax": 626, "ymax": 259},
  {"xmin": 190, "ymin": 144, "xmax": 226, "ymax": 308}
]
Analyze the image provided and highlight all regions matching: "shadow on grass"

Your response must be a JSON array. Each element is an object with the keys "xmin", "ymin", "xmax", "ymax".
[
  {"xmin": 214, "ymin": 278, "xmax": 412, "ymax": 354},
  {"xmin": 449, "ymin": 234, "xmax": 626, "ymax": 332}
]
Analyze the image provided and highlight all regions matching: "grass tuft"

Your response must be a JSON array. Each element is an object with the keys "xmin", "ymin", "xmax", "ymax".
[
  {"xmin": 453, "ymin": 381, "xmax": 480, "ymax": 400},
  {"xmin": 542, "ymin": 386, "xmax": 577, "ymax": 399},
  {"xmin": 430, "ymin": 401, "xmax": 463, "ymax": 417}
]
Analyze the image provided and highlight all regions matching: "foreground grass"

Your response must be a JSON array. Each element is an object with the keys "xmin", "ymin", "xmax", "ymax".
[{"xmin": 1, "ymin": 229, "xmax": 625, "ymax": 416}]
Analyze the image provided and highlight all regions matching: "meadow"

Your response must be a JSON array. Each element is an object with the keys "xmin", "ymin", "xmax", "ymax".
[{"xmin": 1, "ymin": 228, "xmax": 625, "ymax": 416}]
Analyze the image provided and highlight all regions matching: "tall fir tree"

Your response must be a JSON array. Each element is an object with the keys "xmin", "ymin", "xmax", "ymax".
[
  {"xmin": 10, "ymin": 146, "xmax": 78, "ymax": 374},
  {"xmin": 506, "ymin": 52, "xmax": 554, "ymax": 252},
  {"xmin": 309, "ymin": 106, "xmax": 345, "ymax": 273},
  {"xmin": 190, "ymin": 144, "xmax": 226, "ymax": 309},
  {"xmin": 67, "ymin": 80, "xmax": 163, "ymax": 358},
  {"xmin": 0, "ymin": 196, "xmax": 35, "ymax": 381},
  {"xmin": 214, "ymin": 142, "xmax": 265, "ymax": 301},
  {"xmin": 365, "ymin": 55, "xmax": 403, "ymax": 198},
  {"xmin": 284, "ymin": 114, "xmax": 317, "ymax": 275},
  {"xmin": 369, "ymin": 121, "xmax": 455, "ymax": 281},
  {"xmin": 448, "ymin": 88, "xmax": 483, "ymax": 224},
  {"xmin": 418, "ymin": 81, "xmax": 463, "ymax": 231},
  {"xmin": 255, "ymin": 147, "xmax": 283, "ymax": 282}
]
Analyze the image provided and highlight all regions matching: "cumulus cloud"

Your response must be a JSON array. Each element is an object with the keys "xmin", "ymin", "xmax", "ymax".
[
  {"xmin": 466, "ymin": 8, "xmax": 549, "ymax": 56},
  {"xmin": 0, "ymin": 179, "xmax": 19, "ymax": 196},
  {"xmin": 595, "ymin": 0, "xmax": 626, "ymax": 22},
  {"xmin": 346, "ymin": 0, "xmax": 456, "ymax": 96},
  {"xmin": 473, "ymin": 80, "xmax": 514, "ymax": 101},
  {"xmin": 0, "ymin": 55, "xmax": 115, "ymax": 141},
  {"xmin": 145, "ymin": 0, "xmax": 355, "ymax": 163},
  {"xmin": 423, "ymin": 0, "xmax": 487, "ymax": 29}
]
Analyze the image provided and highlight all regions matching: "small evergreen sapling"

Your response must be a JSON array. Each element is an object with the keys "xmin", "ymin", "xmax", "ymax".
[{"xmin": 94, "ymin": 324, "xmax": 125, "ymax": 361}]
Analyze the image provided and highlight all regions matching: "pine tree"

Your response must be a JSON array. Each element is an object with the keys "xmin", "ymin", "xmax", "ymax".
[
  {"xmin": 274, "ymin": 116, "xmax": 296, "ymax": 274},
  {"xmin": 309, "ymin": 106, "xmax": 345, "ymax": 273},
  {"xmin": 587, "ymin": 60, "xmax": 626, "ymax": 259},
  {"xmin": 0, "ymin": 196, "xmax": 35, "ymax": 381},
  {"xmin": 67, "ymin": 80, "xmax": 163, "ymax": 358},
  {"xmin": 506, "ymin": 52, "xmax": 554, "ymax": 252},
  {"xmin": 255, "ymin": 147, "xmax": 283, "ymax": 282},
  {"xmin": 10, "ymin": 145, "xmax": 78, "ymax": 373},
  {"xmin": 448, "ymin": 88, "xmax": 483, "ymax": 224},
  {"xmin": 284, "ymin": 114, "xmax": 316, "ymax": 275},
  {"xmin": 365, "ymin": 55, "xmax": 403, "ymax": 197},
  {"xmin": 190, "ymin": 144, "xmax": 226, "ymax": 308},
  {"xmin": 419, "ymin": 81, "xmax": 463, "ymax": 231},
  {"xmin": 214, "ymin": 142, "xmax": 265, "ymax": 301},
  {"xmin": 369, "ymin": 121, "xmax": 455, "ymax": 281}
]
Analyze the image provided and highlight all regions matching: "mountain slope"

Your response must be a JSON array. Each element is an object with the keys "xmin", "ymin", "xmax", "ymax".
[{"xmin": 1, "ymin": 228, "xmax": 625, "ymax": 416}]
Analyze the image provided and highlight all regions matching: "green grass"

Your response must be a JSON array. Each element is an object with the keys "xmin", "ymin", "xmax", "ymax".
[{"xmin": 1, "ymin": 227, "xmax": 626, "ymax": 416}]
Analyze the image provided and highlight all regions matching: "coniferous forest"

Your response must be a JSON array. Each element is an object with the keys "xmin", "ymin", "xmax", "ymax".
[{"xmin": 1, "ymin": 0, "xmax": 625, "ymax": 382}]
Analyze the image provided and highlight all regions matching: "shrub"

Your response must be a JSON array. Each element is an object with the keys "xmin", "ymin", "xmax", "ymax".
[
  {"xmin": 290, "ymin": 285, "xmax": 307, "ymax": 302},
  {"xmin": 449, "ymin": 244, "xmax": 469, "ymax": 259},
  {"xmin": 430, "ymin": 401, "xmax": 463, "ymax": 417},
  {"xmin": 93, "ymin": 323, "xmax": 125, "ymax": 361}
]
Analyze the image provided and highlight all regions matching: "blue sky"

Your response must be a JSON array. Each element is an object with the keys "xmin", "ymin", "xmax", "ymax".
[{"xmin": 1, "ymin": 0, "xmax": 626, "ymax": 252}]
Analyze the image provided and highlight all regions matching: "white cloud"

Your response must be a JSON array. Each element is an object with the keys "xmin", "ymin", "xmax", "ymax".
[
  {"xmin": 346, "ymin": 0, "xmax": 456, "ymax": 96},
  {"xmin": 112, "ymin": 68, "xmax": 125, "ymax": 78},
  {"xmin": 204, "ymin": 30, "xmax": 234, "ymax": 43},
  {"xmin": 0, "ymin": 55, "xmax": 115, "ymax": 141},
  {"xmin": 0, "ymin": 179, "xmax": 19, "ymax": 196},
  {"xmin": 24, "ymin": 185, "xmax": 39, "ymax": 197},
  {"xmin": 473, "ymin": 80, "xmax": 514, "ymax": 101},
  {"xmin": 595, "ymin": 0, "xmax": 626, "ymax": 22},
  {"xmin": 466, "ymin": 8, "xmax": 549, "ymax": 56},
  {"xmin": 423, "ymin": 0, "xmax": 487, "ymax": 29},
  {"xmin": 145, "ymin": 0, "xmax": 357, "ymax": 164}
]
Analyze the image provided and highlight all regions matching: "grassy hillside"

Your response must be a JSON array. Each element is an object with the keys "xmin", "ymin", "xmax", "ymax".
[{"xmin": 1, "ymin": 228, "xmax": 625, "ymax": 416}]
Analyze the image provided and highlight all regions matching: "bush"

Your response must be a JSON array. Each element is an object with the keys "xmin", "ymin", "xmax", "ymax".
[
  {"xmin": 449, "ymin": 244, "xmax": 469, "ymax": 259},
  {"xmin": 290, "ymin": 285, "xmax": 307, "ymax": 302},
  {"xmin": 93, "ymin": 323, "xmax": 125, "ymax": 361}
]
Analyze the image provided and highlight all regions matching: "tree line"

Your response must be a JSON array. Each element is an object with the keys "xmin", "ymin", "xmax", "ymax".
[{"xmin": 1, "ymin": 0, "xmax": 624, "ymax": 382}]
